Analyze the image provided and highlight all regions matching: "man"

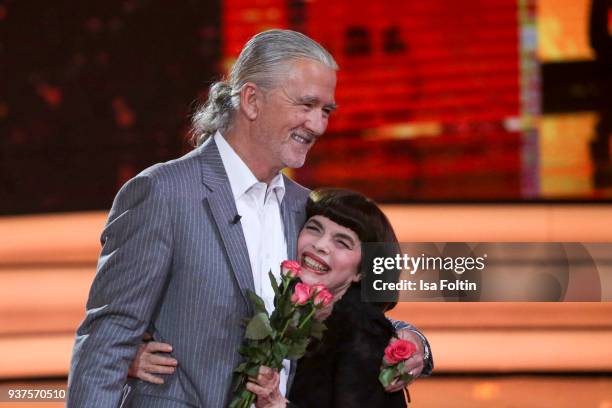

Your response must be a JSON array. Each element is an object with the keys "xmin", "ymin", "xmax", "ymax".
[{"xmin": 68, "ymin": 29, "xmax": 432, "ymax": 407}]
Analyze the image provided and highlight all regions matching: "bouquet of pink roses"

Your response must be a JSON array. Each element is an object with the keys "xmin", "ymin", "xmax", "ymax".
[{"xmin": 228, "ymin": 260, "xmax": 333, "ymax": 408}]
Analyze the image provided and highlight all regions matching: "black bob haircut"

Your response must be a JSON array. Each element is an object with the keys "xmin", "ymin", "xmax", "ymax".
[{"xmin": 305, "ymin": 188, "xmax": 401, "ymax": 311}]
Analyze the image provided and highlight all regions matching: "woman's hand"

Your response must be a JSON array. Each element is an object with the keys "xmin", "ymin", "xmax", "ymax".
[
  {"xmin": 128, "ymin": 337, "xmax": 178, "ymax": 384},
  {"xmin": 383, "ymin": 330, "xmax": 424, "ymax": 392},
  {"xmin": 246, "ymin": 366, "xmax": 287, "ymax": 408}
]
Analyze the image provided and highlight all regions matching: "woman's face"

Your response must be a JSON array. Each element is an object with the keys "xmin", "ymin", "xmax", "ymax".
[{"xmin": 297, "ymin": 215, "xmax": 362, "ymax": 296}]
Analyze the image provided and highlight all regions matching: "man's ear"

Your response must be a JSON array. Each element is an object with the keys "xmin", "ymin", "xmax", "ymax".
[
  {"xmin": 353, "ymin": 273, "xmax": 362, "ymax": 283},
  {"xmin": 239, "ymin": 82, "xmax": 259, "ymax": 120}
]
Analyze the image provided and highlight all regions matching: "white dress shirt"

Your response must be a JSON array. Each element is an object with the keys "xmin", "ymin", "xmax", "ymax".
[{"xmin": 215, "ymin": 131, "xmax": 291, "ymax": 397}]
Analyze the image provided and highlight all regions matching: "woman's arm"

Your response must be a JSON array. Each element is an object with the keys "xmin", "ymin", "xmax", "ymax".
[
  {"xmin": 131, "ymin": 343, "xmax": 297, "ymax": 407},
  {"xmin": 128, "ymin": 339, "xmax": 177, "ymax": 384}
]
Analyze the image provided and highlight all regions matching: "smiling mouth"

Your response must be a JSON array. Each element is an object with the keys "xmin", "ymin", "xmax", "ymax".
[
  {"xmin": 291, "ymin": 132, "xmax": 313, "ymax": 145},
  {"xmin": 302, "ymin": 254, "xmax": 330, "ymax": 274}
]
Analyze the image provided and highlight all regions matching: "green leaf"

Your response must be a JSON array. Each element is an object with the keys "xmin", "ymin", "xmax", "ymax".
[
  {"xmin": 290, "ymin": 310, "xmax": 302, "ymax": 326},
  {"xmin": 269, "ymin": 270, "xmax": 280, "ymax": 297},
  {"xmin": 282, "ymin": 297, "xmax": 295, "ymax": 318},
  {"xmin": 231, "ymin": 372, "xmax": 245, "ymax": 392},
  {"xmin": 233, "ymin": 362, "xmax": 247, "ymax": 373},
  {"xmin": 286, "ymin": 338, "xmax": 310, "ymax": 360},
  {"xmin": 280, "ymin": 272, "xmax": 292, "ymax": 288},
  {"xmin": 238, "ymin": 345, "xmax": 250, "ymax": 357},
  {"xmin": 299, "ymin": 322, "xmax": 312, "ymax": 337},
  {"xmin": 245, "ymin": 312, "xmax": 274, "ymax": 340},
  {"xmin": 400, "ymin": 373, "xmax": 414, "ymax": 383},
  {"xmin": 228, "ymin": 397, "xmax": 241, "ymax": 408},
  {"xmin": 269, "ymin": 311, "xmax": 280, "ymax": 330},
  {"xmin": 294, "ymin": 314, "xmax": 312, "ymax": 337},
  {"xmin": 378, "ymin": 367, "xmax": 396, "ymax": 387},
  {"xmin": 272, "ymin": 342, "xmax": 289, "ymax": 365},
  {"xmin": 286, "ymin": 310, "xmax": 310, "ymax": 339},
  {"xmin": 229, "ymin": 388, "xmax": 255, "ymax": 408},
  {"xmin": 245, "ymin": 364, "xmax": 260, "ymax": 378},
  {"xmin": 310, "ymin": 320, "xmax": 327, "ymax": 340},
  {"xmin": 246, "ymin": 290, "xmax": 268, "ymax": 315},
  {"xmin": 239, "ymin": 342, "xmax": 262, "ymax": 359},
  {"xmin": 240, "ymin": 339, "xmax": 272, "ymax": 363},
  {"xmin": 381, "ymin": 356, "xmax": 392, "ymax": 367}
]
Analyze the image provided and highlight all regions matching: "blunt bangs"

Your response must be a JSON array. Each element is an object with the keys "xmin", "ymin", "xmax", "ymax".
[{"xmin": 306, "ymin": 189, "xmax": 369, "ymax": 242}]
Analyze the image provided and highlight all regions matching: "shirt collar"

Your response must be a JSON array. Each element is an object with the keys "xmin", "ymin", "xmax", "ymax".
[{"xmin": 214, "ymin": 131, "xmax": 285, "ymax": 202}]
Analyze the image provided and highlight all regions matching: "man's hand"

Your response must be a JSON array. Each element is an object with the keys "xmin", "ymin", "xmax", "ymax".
[
  {"xmin": 384, "ymin": 329, "xmax": 425, "ymax": 393},
  {"xmin": 246, "ymin": 366, "xmax": 287, "ymax": 408},
  {"xmin": 127, "ymin": 336, "xmax": 178, "ymax": 385}
]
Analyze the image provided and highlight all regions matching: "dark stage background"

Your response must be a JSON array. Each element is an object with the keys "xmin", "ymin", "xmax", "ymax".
[{"xmin": 1, "ymin": 0, "xmax": 611, "ymax": 214}]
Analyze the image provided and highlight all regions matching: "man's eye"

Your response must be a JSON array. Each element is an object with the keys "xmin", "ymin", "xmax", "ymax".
[{"xmin": 306, "ymin": 224, "xmax": 319, "ymax": 231}]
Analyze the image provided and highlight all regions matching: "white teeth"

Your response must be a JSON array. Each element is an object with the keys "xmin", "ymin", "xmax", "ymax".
[
  {"xmin": 303, "ymin": 256, "xmax": 329, "ymax": 272},
  {"xmin": 292, "ymin": 133, "xmax": 311, "ymax": 144}
]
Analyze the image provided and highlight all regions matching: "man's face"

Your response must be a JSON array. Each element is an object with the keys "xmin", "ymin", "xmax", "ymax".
[{"xmin": 254, "ymin": 58, "xmax": 337, "ymax": 170}]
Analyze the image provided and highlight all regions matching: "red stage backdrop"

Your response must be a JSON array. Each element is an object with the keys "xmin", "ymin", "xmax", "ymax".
[{"xmin": 222, "ymin": 0, "xmax": 540, "ymax": 201}]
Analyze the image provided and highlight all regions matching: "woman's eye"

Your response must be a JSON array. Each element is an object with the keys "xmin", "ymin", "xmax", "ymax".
[{"xmin": 337, "ymin": 240, "xmax": 350, "ymax": 249}]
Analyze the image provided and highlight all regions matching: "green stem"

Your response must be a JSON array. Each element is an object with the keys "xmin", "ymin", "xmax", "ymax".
[
  {"xmin": 243, "ymin": 392, "xmax": 256, "ymax": 408},
  {"xmin": 281, "ymin": 276, "xmax": 290, "ymax": 296},
  {"xmin": 279, "ymin": 320, "xmax": 290, "ymax": 339},
  {"xmin": 278, "ymin": 307, "xmax": 296, "ymax": 339},
  {"xmin": 298, "ymin": 306, "xmax": 316, "ymax": 330}
]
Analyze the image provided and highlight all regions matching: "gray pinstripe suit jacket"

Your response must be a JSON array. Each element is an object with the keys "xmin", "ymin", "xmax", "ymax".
[{"xmin": 67, "ymin": 139, "xmax": 310, "ymax": 408}]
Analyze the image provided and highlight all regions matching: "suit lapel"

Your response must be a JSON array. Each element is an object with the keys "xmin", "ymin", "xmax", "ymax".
[
  {"xmin": 281, "ymin": 175, "xmax": 307, "ymax": 261},
  {"xmin": 199, "ymin": 140, "xmax": 255, "ymax": 311},
  {"xmin": 280, "ymin": 201, "xmax": 297, "ymax": 261},
  {"xmin": 282, "ymin": 176, "xmax": 308, "ymax": 393}
]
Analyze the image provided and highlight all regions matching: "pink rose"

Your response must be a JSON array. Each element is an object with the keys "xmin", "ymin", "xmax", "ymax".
[
  {"xmin": 291, "ymin": 283, "xmax": 311, "ymax": 305},
  {"xmin": 384, "ymin": 339, "xmax": 417, "ymax": 365},
  {"xmin": 281, "ymin": 260, "xmax": 302, "ymax": 278},
  {"xmin": 310, "ymin": 284, "xmax": 327, "ymax": 294},
  {"xmin": 312, "ymin": 286, "xmax": 333, "ymax": 307}
]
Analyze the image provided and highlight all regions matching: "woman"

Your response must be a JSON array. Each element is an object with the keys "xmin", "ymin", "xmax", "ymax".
[{"xmin": 130, "ymin": 188, "xmax": 423, "ymax": 407}]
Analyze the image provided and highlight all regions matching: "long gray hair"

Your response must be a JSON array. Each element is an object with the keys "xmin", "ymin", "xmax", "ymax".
[{"xmin": 190, "ymin": 29, "xmax": 338, "ymax": 146}]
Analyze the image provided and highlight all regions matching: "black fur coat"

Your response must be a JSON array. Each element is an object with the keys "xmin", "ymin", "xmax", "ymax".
[{"xmin": 288, "ymin": 284, "xmax": 407, "ymax": 408}]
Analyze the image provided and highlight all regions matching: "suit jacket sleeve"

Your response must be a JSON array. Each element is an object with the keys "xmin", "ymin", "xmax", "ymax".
[{"xmin": 67, "ymin": 174, "xmax": 174, "ymax": 408}]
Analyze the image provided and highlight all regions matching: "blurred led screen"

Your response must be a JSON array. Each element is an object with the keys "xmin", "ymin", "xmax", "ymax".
[
  {"xmin": 538, "ymin": 0, "xmax": 596, "ymax": 62},
  {"xmin": 1, "ymin": 0, "xmax": 611, "ymax": 215},
  {"xmin": 223, "ymin": 0, "xmax": 538, "ymax": 200}
]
